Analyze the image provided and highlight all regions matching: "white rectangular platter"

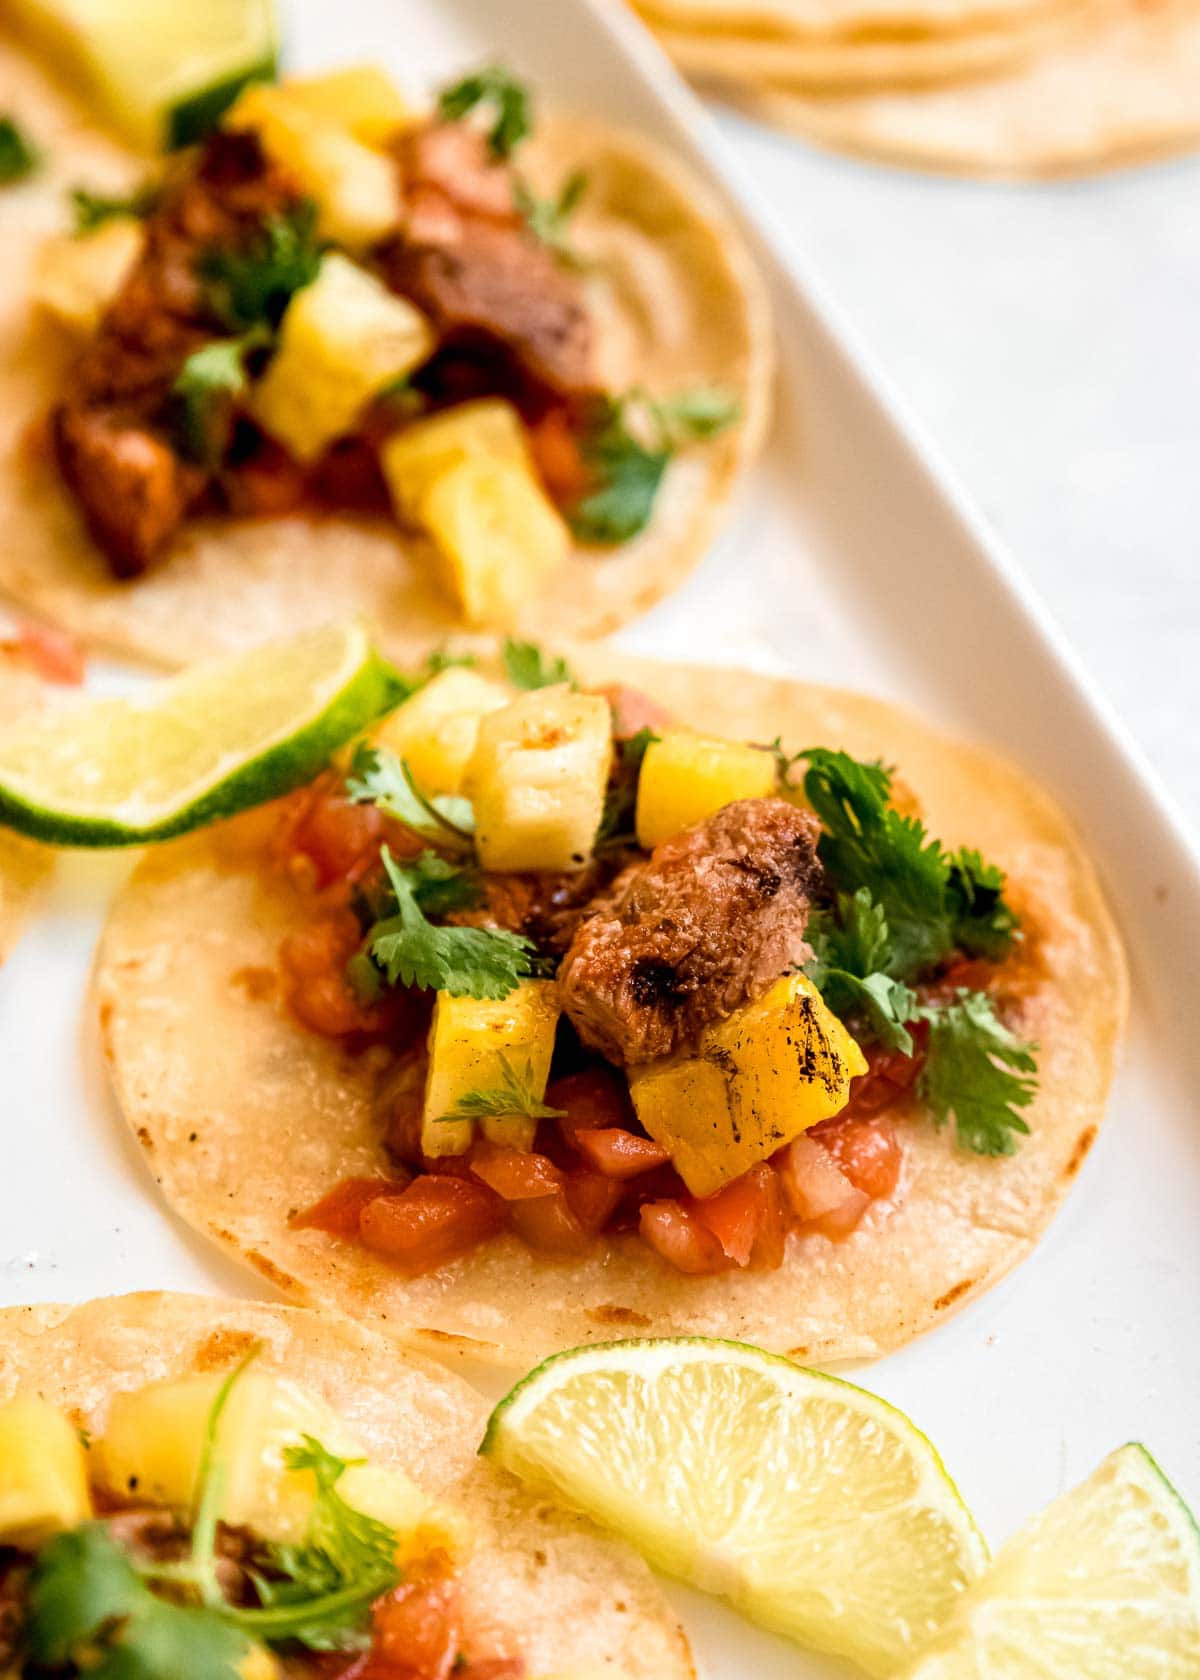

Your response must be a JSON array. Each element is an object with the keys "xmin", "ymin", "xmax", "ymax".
[{"xmin": 3, "ymin": 3, "xmax": 1198, "ymax": 1676}]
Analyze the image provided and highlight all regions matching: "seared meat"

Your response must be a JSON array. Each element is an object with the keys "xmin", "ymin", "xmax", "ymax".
[
  {"xmin": 53, "ymin": 131, "xmax": 305, "ymax": 576},
  {"xmin": 0, "ymin": 1551, "xmax": 29, "ymax": 1670},
  {"xmin": 558, "ymin": 798, "xmax": 822, "ymax": 1066},
  {"xmin": 449, "ymin": 857, "xmax": 631, "ymax": 953},
  {"xmin": 381, "ymin": 122, "xmax": 596, "ymax": 405}
]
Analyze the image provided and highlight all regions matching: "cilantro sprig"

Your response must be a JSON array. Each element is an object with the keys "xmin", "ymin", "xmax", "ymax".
[
  {"xmin": 364, "ymin": 847, "xmax": 535, "ymax": 999},
  {"xmin": 199, "ymin": 200, "xmax": 322, "ymax": 331},
  {"xmin": 513, "ymin": 168, "xmax": 588, "ymax": 267},
  {"xmin": 0, "ymin": 115, "xmax": 38, "ymax": 185},
  {"xmin": 436, "ymin": 1052, "xmax": 565, "ymax": 1126},
  {"xmin": 597, "ymin": 726, "xmax": 658, "ymax": 848},
  {"xmin": 571, "ymin": 388, "xmax": 740, "ymax": 545},
  {"xmin": 347, "ymin": 744, "xmax": 475, "ymax": 852},
  {"xmin": 438, "ymin": 65, "xmax": 531, "ymax": 158},
  {"xmin": 171, "ymin": 331, "xmax": 268, "ymax": 464},
  {"xmin": 798, "ymin": 746, "xmax": 1037, "ymax": 1156},
  {"xmin": 502, "ymin": 637, "xmax": 573, "ymax": 690},
  {"xmin": 70, "ymin": 181, "xmax": 159, "ymax": 233}
]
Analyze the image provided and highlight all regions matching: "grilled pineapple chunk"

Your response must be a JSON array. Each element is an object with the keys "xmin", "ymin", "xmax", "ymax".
[
  {"xmin": 33, "ymin": 218, "xmax": 144, "ymax": 335},
  {"xmin": 373, "ymin": 667, "xmax": 512, "ymax": 796},
  {"xmin": 229, "ymin": 83, "xmax": 397, "ymax": 247},
  {"xmin": 420, "ymin": 460, "xmax": 570, "ymax": 628},
  {"xmin": 467, "ymin": 686, "xmax": 613, "ymax": 873},
  {"xmin": 630, "ymin": 974, "xmax": 867, "ymax": 1197},
  {"xmin": 636, "ymin": 729, "xmax": 777, "ymax": 849},
  {"xmin": 381, "ymin": 399, "xmax": 532, "ymax": 523},
  {"xmin": 252, "ymin": 253, "xmax": 433, "ymax": 463},
  {"xmin": 423, "ymin": 979, "xmax": 560, "ymax": 1155},
  {"xmin": 283, "ymin": 66, "xmax": 409, "ymax": 146},
  {"xmin": 0, "ymin": 1396, "xmax": 91, "ymax": 1545}
]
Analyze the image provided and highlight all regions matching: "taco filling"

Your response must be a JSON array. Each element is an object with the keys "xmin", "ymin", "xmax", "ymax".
[
  {"xmin": 0, "ymin": 1353, "xmax": 527, "ymax": 1679},
  {"xmin": 240, "ymin": 644, "xmax": 1045, "ymax": 1281},
  {"xmin": 36, "ymin": 63, "xmax": 738, "ymax": 625}
]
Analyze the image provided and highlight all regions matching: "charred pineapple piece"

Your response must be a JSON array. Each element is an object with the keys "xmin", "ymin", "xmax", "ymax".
[
  {"xmin": 418, "ymin": 459, "xmax": 571, "ymax": 628},
  {"xmin": 0, "ymin": 1395, "xmax": 91, "ymax": 1545},
  {"xmin": 467, "ymin": 685, "xmax": 612, "ymax": 873},
  {"xmin": 636, "ymin": 729, "xmax": 777, "ymax": 849},
  {"xmin": 372, "ymin": 666, "xmax": 513, "ymax": 796},
  {"xmin": 252, "ymin": 252, "xmax": 433, "ymax": 463},
  {"xmin": 423, "ymin": 979, "xmax": 560, "ymax": 1156},
  {"xmin": 283, "ymin": 65, "xmax": 409, "ymax": 146},
  {"xmin": 380, "ymin": 399, "xmax": 532, "ymax": 523},
  {"xmin": 630, "ymin": 974, "xmax": 867, "ymax": 1197}
]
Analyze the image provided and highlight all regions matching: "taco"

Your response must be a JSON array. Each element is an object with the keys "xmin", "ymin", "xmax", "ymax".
[
  {"xmin": 0, "ymin": 38, "xmax": 770, "ymax": 666},
  {"xmin": 0, "ymin": 1289, "xmax": 692, "ymax": 1679},
  {"xmin": 95, "ymin": 643, "xmax": 1126, "ymax": 1367}
]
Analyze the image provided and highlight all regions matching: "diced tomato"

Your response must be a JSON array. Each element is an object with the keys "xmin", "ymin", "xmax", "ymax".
[
  {"xmin": 803, "ymin": 1189, "xmax": 871, "ymax": 1241},
  {"xmin": 527, "ymin": 408, "xmax": 592, "ymax": 503},
  {"xmin": 572, "ymin": 1127, "xmax": 670, "ymax": 1180},
  {"xmin": 506, "ymin": 1168, "xmax": 619, "ymax": 1255},
  {"xmin": 290, "ymin": 1177, "xmax": 403, "ymax": 1238},
  {"xmin": 692, "ymin": 1164, "xmax": 780, "ymax": 1268},
  {"xmin": 288, "ymin": 789, "xmax": 387, "ymax": 889},
  {"xmin": 813, "ymin": 1116, "xmax": 901, "ymax": 1200},
  {"xmin": 776, "ymin": 1134, "xmax": 857, "ymax": 1221},
  {"xmin": 3, "ymin": 621, "xmax": 85, "ymax": 685},
  {"xmin": 843, "ymin": 1035, "xmax": 925, "ymax": 1119},
  {"xmin": 589, "ymin": 682, "xmax": 675, "ymax": 741},
  {"xmin": 564, "ymin": 1169, "xmax": 622, "ymax": 1233},
  {"xmin": 924, "ymin": 956, "xmax": 997, "ymax": 1005},
  {"xmin": 356, "ymin": 1554, "xmax": 462, "ymax": 1680},
  {"xmin": 639, "ymin": 1200, "xmax": 731, "ymax": 1276},
  {"xmin": 359, "ymin": 1177, "xmax": 503, "ymax": 1273},
  {"xmin": 469, "ymin": 1145, "xmax": 563, "ymax": 1201},
  {"xmin": 549, "ymin": 1067, "xmax": 636, "ymax": 1147},
  {"xmin": 280, "ymin": 912, "xmax": 396, "ymax": 1038},
  {"xmin": 747, "ymin": 1163, "xmax": 787, "ymax": 1271}
]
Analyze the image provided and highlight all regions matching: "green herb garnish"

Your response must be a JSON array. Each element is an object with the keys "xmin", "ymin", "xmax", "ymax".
[
  {"xmin": 171, "ymin": 332, "xmax": 267, "ymax": 464},
  {"xmin": 0, "ymin": 115, "xmax": 38, "ymax": 184},
  {"xmin": 436, "ymin": 1052, "xmax": 564, "ymax": 1126},
  {"xmin": 598, "ymin": 726, "xmax": 658, "ymax": 848},
  {"xmin": 571, "ymin": 388, "xmax": 740, "ymax": 545},
  {"xmin": 513, "ymin": 168, "xmax": 588, "ymax": 266},
  {"xmin": 919, "ymin": 990, "xmax": 1037, "ymax": 1156},
  {"xmin": 365, "ymin": 846, "xmax": 534, "ymax": 999},
  {"xmin": 502, "ymin": 637, "xmax": 573, "ymax": 690},
  {"xmin": 70, "ymin": 182, "xmax": 159, "ymax": 233},
  {"xmin": 347, "ymin": 744, "xmax": 475, "ymax": 851},
  {"xmin": 438, "ymin": 65, "xmax": 532, "ymax": 158},
  {"xmin": 199, "ymin": 201, "xmax": 322, "ymax": 331}
]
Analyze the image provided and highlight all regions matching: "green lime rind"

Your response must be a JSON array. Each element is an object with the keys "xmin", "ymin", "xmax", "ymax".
[
  {"xmin": 166, "ymin": 49, "xmax": 278, "ymax": 149},
  {"xmin": 1121, "ymin": 1442, "xmax": 1200, "ymax": 1554},
  {"xmin": 0, "ymin": 650, "xmax": 406, "ymax": 849}
]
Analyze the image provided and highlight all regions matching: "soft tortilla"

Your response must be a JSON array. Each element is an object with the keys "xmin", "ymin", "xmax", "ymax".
[
  {"xmin": 96, "ymin": 650, "xmax": 1127, "ymax": 1369},
  {"xmin": 634, "ymin": 0, "xmax": 1079, "ymax": 38},
  {"xmin": 0, "ymin": 33, "xmax": 771, "ymax": 667},
  {"xmin": 0, "ymin": 1291, "xmax": 693, "ymax": 1680},
  {"xmin": 0, "ymin": 657, "xmax": 53, "ymax": 962},
  {"xmin": 721, "ymin": 0, "xmax": 1200, "ymax": 177}
]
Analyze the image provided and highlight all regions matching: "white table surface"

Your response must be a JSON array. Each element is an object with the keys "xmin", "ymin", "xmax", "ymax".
[{"xmin": 712, "ymin": 111, "xmax": 1200, "ymax": 835}]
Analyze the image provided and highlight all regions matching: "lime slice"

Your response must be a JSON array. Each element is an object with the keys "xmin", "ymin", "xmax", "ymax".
[
  {"xmin": 0, "ymin": 622, "xmax": 399, "ymax": 846},
  {"xmin": 7, "ymin": 0, "xmax": 277, "ymax": 150},
  {"xmin": 899, "ymin": 1444, "xmax": 1200, "ymax": 1679},
  {"xmin": 481, "ymin": 1337, "xmax": 988, "ymax": 1677}
]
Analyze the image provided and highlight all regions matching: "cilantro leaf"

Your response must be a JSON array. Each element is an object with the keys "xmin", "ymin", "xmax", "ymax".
[
  {"xmin": 199, "ymin": 201, "xmax": 322, "ymax": 331},
  {"xmin": 513, "ymin": 167, "xmax": 588, "ymax": 266},
  {"xmin": 347, "ymin": 744, "xmax": 475, "ymax": 851},
  {"xmin": 0, "ymin": 115, "xmax": 38, "ymax": 185},
  {"xmin": 70, "ymin": 182, "xmax": 159, "ymax": 233},
  {"xmin": 502, "ymin": 637, "xmax": 572, "ymax": 690},
  {"xmin": 570, "ymin": 388, "xmax": 739, "ymax": 545},
  {"xmin": 435, "ymin": 1052, "xmax": 565, "ymax": 1126},
  {"xmin": 919, "ymin": 990, "xmax": 1037, "ymax": 1156},
  {"xmin": 805, "ymin": 892, "xmax": 917, "ymax": 1054},
  {"xmin": 946, "ymin": 847, "xmax": 1022, "ymax": 960},
  {"xmin": 598, "ymin": 726, "xmax": 658, "ymax": 847},
  {"xmin": 27, "ymin": 1525, "xmax": 255, "ymax": 1680},
  {"xmin": 366, "ymin": 846, "xmax": 534, "ymax": 998},
  {"xmin": 171, "ymin": 336, "xmax": 261, "ymax": 465},
  {"xmin": 438, "ymin": 65, "xmax": 532, "ymax": 158}
]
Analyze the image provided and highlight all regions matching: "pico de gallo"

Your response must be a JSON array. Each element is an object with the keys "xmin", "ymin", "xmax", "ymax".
[{"xmin": 264, "ymin": 644, "xmax": 1040, "ymax": 1280}]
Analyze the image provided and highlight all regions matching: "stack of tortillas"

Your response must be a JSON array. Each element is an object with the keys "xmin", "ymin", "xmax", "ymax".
[{"xmin": 630, "ymin": 0, "xmax": 1200, "ymax": 177}]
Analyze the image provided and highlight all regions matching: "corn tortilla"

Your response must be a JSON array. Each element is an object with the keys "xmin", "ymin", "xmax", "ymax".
[
  {"xmin": 95, "ymin": 649, "xmax": 1127, "ymax": 1369},
  {"xmin": 0, "ymin": 1291, "xmax": 694, "ymax": 1680},
  {"xmin": 0, "ymin": 33, "xmax": 771, "ymax": 666}
]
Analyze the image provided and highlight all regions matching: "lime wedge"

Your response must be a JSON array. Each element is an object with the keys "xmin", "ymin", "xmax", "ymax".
[
  {"xmin": 7, "ymin": 0, "xmax": 277, "ymax": 150},
  {"xmin": 481, "ymin": 1338, "xmax": 988, "ymax": 1677},
  {"xmin": 0, "ymin": 622, "xmax": 399, "ymax": 846},
  {"xmin": 899, "ymin": 1444, "xmax": 1200, "ymax": 1679}
]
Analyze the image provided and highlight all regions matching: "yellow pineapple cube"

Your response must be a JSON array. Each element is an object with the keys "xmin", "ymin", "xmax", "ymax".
[
  {"xmin": 338, "ymin": 1465, "xmax": 472, "ymax": 1562},
  {"xmin": 418, "ymin": 459, "xmax": 570, "ymax": 628},
  {"xmin": 229, "ymin": 84, "xmax": 397, "ymax": 247},
  {"xmin": 636, "ymin": 730, "xmax": 777, "ymax": 849},
  {"xmin": 372, "ymin": 667, "xmax": 512, "ymax": 796},
  {"xmin": 630, "ymin": 974, "xmax": 867, "ymax": 1197},
  {"xmin": 97, "ymin": 1371, "xmax": 359, "ymax": 1542},
  {"xmin": 467, "ymin": 686, "xmax": 613, "ymax": 873},
  {"xmin": 0, "ymin": 1395, "xmax": 91, "ymax": 1545},
  {"xmin": 252, "ymin": 252, "xmax": 433, "ymax": 463},
  {"xmin": 423, "ymin": 979, "xmax": 560, "ymax": 1155},
  {"xmin": 32, "ymin": 218, "xmax": 143, "ymax": 335},
  {"xmin": 380, "ymin": 399, "xmax": 532, "ymax": 524},
  {"xmin": 283, "ymin": 66, "xmax": 409, "ymax": 146}
]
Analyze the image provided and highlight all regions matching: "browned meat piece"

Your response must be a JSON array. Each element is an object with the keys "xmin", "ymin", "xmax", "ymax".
[
  {"xmin": 54, "ymin": 404, "xmax": 208, "ymax": 577},
  {"xmin": 558, "ymin": 798, "xmax": 823, "ymax": 1067},
  {"xmin": 381, "ymin": 121, "xmax": 596, "ymax": 404},
  {"xmin": 0, "ymin": 1552, "xmax": 29, "ymax": 1671},
  {"xmin": 53, "ymin": 131, "xmax": 306, "ymax": 577},
  {"xmin": 449, "ymin": 857, "xmax": 631, "ymax": 953}
]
